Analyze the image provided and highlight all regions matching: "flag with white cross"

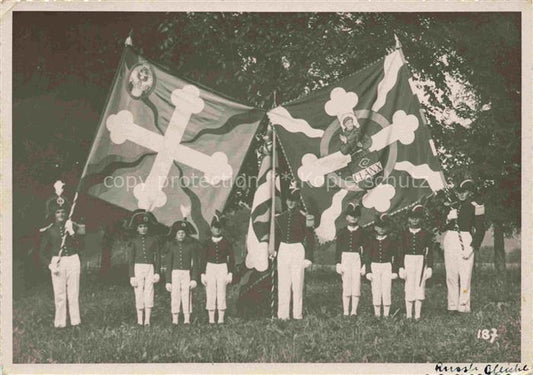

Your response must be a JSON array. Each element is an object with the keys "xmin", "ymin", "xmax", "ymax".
[
  {"xmin": 80, "ymin": 47, "xmax": 264, "ymax": 237},
  {"xmin": 268, "ymin": 49, "xmax": 446, "ymax": 243}
]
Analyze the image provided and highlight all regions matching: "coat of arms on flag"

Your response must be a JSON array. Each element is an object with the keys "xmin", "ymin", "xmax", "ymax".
[
  {"xmin": 80, "ymin": 47, "xmax": 264, "ymax": 236},
  {"xmin": 268, "ymin": 49, "xmax": 446, "ymax": 243}
]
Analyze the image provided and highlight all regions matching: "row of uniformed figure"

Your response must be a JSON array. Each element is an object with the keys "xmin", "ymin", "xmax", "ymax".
[
  {"xmin": 38, "ymin": 179, "xmax": 484, "ymax": 328},
  {"xmin": 126, "ymin": 212, "xmax": 234, "ymax": 325}
]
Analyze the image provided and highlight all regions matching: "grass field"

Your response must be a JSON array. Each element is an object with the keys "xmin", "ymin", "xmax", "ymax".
[{"xmin": 13, "ymin": 266, "xmax": 520, "ymax": 363}]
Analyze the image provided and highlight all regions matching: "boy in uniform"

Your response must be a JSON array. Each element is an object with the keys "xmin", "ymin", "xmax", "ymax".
[
  {"xmin": 274, "ymin": 188, "xmax": 314, "ymax": 320},
  {"xmin": 398, "ymin": 205, "xmax": 433, "ymax": 320},
  {"xmin": 335, "ymin": 203, "xmax": 365, "ymax": 317},
  {"xmin": 364, "ymin": 214, "xmax": 398, "ymax": 318},
  {"xmin": 443, "ymin": 179, "xmax": 485, "ymax": 313},
  {"xmin": 127, "ymin": 210, "xmax": 161, "ymax": 326},
  {"xmin": 200, "ymin": 213, "xmax": 235, "ymax": 324},
  {"xmin": 165, "ymin": 219, "xmax": 200, "ymax": 325},
  {"xmin": 39, "ymin": 181, "xmax": 83, "ymax": 328}
]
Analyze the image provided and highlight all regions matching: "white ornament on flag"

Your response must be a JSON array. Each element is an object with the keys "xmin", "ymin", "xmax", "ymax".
[
  {"xmin": 268, "ymin": 106, "xmax": 324, "ymax": 138},
  {"xmin": 297, "ymin": 152, "xmax": 351, "ymax": 188},
  {"xmin": 362, "ymin": 184, "xmax": 396, "ymax": 212},
  {"xmin": 324, "ymin": 87, "xmax": 359, "ymax": 124},
  {"xmin": 106, "ymin": 85, "xmax": 233, "ymax": 210},
  {"xmin": 372, "ymin": 50, "xmax": 404, "ymax": 113},
  {"xmin": 315, "ymin": 189, "xmax": 348, "ymax": 243},
  {"xmin": 394, "ymin": 161, "xmax": 446, "ymax": 192},
  {"xmin": 368, "ymin": 110, "xmax": 419, "ymax": 152}
]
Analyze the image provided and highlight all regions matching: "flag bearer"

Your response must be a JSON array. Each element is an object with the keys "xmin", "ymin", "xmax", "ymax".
[
  {"xmin": 274, "ymin": 188, "xmax": 315, "ymax": 320},
  {"xmin": 398, "ymin": 205, "xmax": 434, "ymax": 320},
  {"xmin": 364, "ymin": 214, "xmax": 398, "ymax": 318},
  {"xmin": 127, "ymin": 210, "xmax": 161, "ymax": 326},
  {"xmin": 335, "ymin": 203, "xmax": 366, "ymax": 317},
  {"xmin": 442, "ymin": 179, "xmax": 486, "ymax": 313},
  {"xmin": 201, "ymin": 212, "xmax": 235, "ymax": 324},
  {"xmin": 165, "ymin": 219, "xmax": 200, "ymax": 325},
  {"xmin": 39, "ymin": 181, "xmax": 83, "ymax": 328}
]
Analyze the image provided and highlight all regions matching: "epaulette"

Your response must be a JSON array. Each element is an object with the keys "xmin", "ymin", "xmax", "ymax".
[
  {"xmin": 472, "ymin": 201, "xmax": 485, "ymax": 216},
  {"xmin": 39, "ymin": 223, "xmax": 53, "ymax": 233}
]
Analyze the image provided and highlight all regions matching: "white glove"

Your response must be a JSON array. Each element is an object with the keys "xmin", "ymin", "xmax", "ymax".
[
  {"xmin": 152, "ymin": 273, "xmax": 160, "ymax": 283},
  {"xmin": 399, "ymin": 268, "xmax": 406, "ymax": 280},
  {"xmin": 360, "ymin": 265, "xmax": 366, "ymax": 276},
  {"xmin": 335, "ymin": 263, "xmax": 343, "ymax": 275},
  {"xmin": 49, "ymin": 256, "xmax": 60, "ymax": 274},
  {"xmin": 447, "ymin": 209, "xmax": 458, "ymax": 221},
  {"xmin": 303, "ymin": 259, "xmax": 312, "ymax": 269},
  {"xmin": 424, "ymin": 267, "xmax": 433, "ymax": 280},
  {"xmin": 225, "ymin": 273, "xmax": 233, "ymax": 284},
  {"xmin": 165, "ymin": 283, "xmax": 172, "ymax": 292},
  {"xmin": 391, "ymin": 273, "xmax": 398, "ymax": 280},
  {"xmin": 366, "ymin": 273, "xmax": 373, "ymax": 281},
  {"xmin": 201, "ymin": 274, "xmax": 207, "ymax": 286},
  {"xmin": 65, "ymin": 219, "xmax": 75, "ymax": 236},
  {"xmin": 189, "ymin": 280, "xmax": 197, "ymax": 289},
  {"xmin": 130, "ymin": 277, "xmax": 138, "ymax": 288}
]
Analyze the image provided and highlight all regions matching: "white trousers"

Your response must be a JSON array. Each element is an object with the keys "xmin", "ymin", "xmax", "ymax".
[
  {"xmin": 443, "ymin": 231, "xmax": 474, "ymax": 312},
  {"xmin": 205, "ymin": 263, "xmax": 228, "ymax": 310},
  {"xmin": 51, "ymin": 254, "xmax": 81, "ymax": 327},
  {"xmin": 371, "ymin": 262, "xmax": 392, "ymax": 306},
  {"xmin": 404, "ymin": 255, "xmax": 426, "ymax": 301},
  {"xmin": 171, "ymin": 270, "xmax": 192, "ymax": 314},
  {"xmin": 277, "ymin": 242, "xmax": 305, "ymax": 320},
  {"xmin": 341, "ymin": 252, "xmax": 361, "ymax": 297},
  {"xmin": 133, "ymin": 264, "xmax": 154, "ymax": 309}
]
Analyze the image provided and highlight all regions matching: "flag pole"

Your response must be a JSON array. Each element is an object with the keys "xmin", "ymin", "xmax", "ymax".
[{"xmin": 269, "ymin": 90, "xmax": 278, "ymax": 319}]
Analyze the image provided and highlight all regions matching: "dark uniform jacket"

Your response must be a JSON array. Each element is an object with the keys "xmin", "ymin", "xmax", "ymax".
[
  {"xmin": 39, "ymin": 222, "xmax": 81, "ymax": 267},
  {"xmin": 364, "ymin": 235, "xmax": 398, "ymax": 272},
  {"xmin": 446, "ymin": 200, "xmax": 486, "ymax": 250},
  {"xmin": 398, "ymin": 229, "xmax": 433, "ymax": 268},
  {"xmin": 164, "ymin": 237, "xmax": 201, "ymax": 282},
  {"xmin": 127, "ymin": 234, "xmax": 161, "ymax": 277},
  {"xmin": 275, "ymin": 209, "xmax": 314, "ymax": 261},
  {"xmin": 335, "ymin": 226, "xmax": 365, "ymax": 264},
  {"xmin": 201, "ymin": 237, "xmax": 235, "ymax": 274}
]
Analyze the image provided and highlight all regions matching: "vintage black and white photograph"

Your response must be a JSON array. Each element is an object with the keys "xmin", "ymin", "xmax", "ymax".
[{"xmin": 1, "ymin": 2, "xmax": 530, "ymax": 373}]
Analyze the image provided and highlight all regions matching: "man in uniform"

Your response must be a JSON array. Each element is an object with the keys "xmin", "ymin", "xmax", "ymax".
[
  {"xmin": 39, "ymin": 181, "xmax": 82, "ymax": 328},
  {"xmin": 335, "ymin": 203, "xmax": 366, "ymax": 317},
  {"xmin": 200, "ymin": 212, "xmax": 235, "ymax": 324},
  {"xmin": 442, "ymin": 179, "xmax": 486, "ymax": 313},
  {"xmin": 127, "ymin": 209, "xmax": 161, "ymax": 326},
  {"xmin": 398, "ymin": 205, "xmax": 434, "ymax": 320},
  {"xmin": 165, "ymin": 219, "xmax": 200, "ymax": 325},
  {"xmin": 275, "ymin": 188, "xmax": 315, "ymax": 320}
]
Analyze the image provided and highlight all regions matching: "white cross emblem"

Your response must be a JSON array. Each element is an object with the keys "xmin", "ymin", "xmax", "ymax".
[
  {"xmin": 106, "ymin": 85, "xmax": 233, "ymax": 210},
  {"xmin": 297, "ymin": 88, "xmax": 419, "ymax": 187}
]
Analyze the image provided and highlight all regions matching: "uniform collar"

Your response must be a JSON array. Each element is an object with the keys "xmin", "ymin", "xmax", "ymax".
[
  {"xmin": 409, "ymin": 228, "xmax": 421, "ymax": 234},
  {"xmin": 376, "ymin": 234, "xmax": 388, "ymax": 240},
  {"xmin": 347, "ymin": 225, "xmax": 359, "ymax": 232},
  {"xmin": 212, "ymin": 236, "xmax": 223, "ymax": 243}
]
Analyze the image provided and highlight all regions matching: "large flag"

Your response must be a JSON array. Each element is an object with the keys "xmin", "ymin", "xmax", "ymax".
[
  {"xmin": 80, "ymin": 47, "xmax": 264, "ymax": 236},
  {"xmin": 245, "ymin": 127, "xmax": 281, "ymax": 272},
  {"xmin": 268, "ymin": 49, "xmax": 446, "ymax": 243}
]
